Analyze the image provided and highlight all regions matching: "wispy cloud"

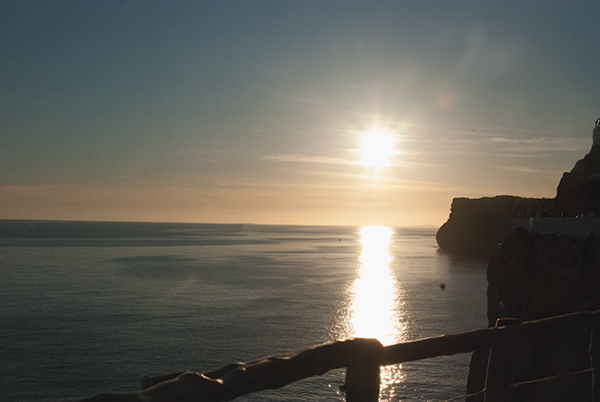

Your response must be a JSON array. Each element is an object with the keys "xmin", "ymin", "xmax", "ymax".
[
  {"xmin": 398, "ymin": 122, "xmax": 589, "ymax": 157},
  {"xmin": 489, "ymin": 136, "xmax": 579, "ymax": 148},
  {"xmin": 477, "ymin": 126, "xmax": 556, "ymax": 135},
  {"xmin": 496, "ymin": 165, "xmax": 545, "ymax": 173},
  {"xmin": 270, "ymin": 90, "xmax": 327, "ymax": 106},
  {"xmin": 134, "ymin": 149, "xmax": 229, "ymax": 156},
  {"xmin": 262, "ymin": 153, "xmax": 441, "ymax": 169},
  {"xmin": 495, "ymin": 165, "xmax": 571, "ymax": 177},
  {"xmin": 262, "ymin": 153, "xmax": 357, "ymax": 165}
]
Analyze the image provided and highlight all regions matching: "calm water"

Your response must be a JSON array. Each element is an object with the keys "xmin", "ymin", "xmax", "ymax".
[{"xmin": 0, "ymin": 220, "xmax": 488, "ymax": 401}]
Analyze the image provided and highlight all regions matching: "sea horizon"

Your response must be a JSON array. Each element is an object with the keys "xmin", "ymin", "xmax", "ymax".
[{"xmin": 0, "ymin": 218, "xmax": 443, "ymax": 228}]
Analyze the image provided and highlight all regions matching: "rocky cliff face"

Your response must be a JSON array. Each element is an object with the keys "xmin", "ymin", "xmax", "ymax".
[
  {"xmin": 435, "ymin": 196, "xmax": 550, "ymax": 257},
  {"xmin": 437, "ymin": 122, "xmax": 600, "ymax": 256},
  {"xmin": 466, "ymin": 228, "xmax": 600, "ymax": 402},
  {"xmin": 555, "ymin": 144, "xmax": 600, "ymax": 216},
  {"xmin": 486, "ymin": 228, "xmax": 600, "ymax": 326},
  {"xmin": 442, "ymin": 121, "xmax": 600, "ymax": 400}
]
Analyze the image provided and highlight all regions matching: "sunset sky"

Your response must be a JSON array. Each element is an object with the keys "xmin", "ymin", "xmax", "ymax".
[{"xmin": 2, "ymin": 1, "xmax": 599, "ymax": 227}]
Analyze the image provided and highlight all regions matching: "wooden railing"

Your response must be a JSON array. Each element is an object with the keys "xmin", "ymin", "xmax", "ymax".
[{"xmin": 74, "ymin": 311, "xmax": 600, "ymax": 402}]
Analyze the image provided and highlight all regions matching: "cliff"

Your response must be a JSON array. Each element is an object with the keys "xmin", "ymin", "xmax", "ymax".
[
  {"xmin": 437, "ymin": 121, "xmax": 600, "ymax": 256},
  {"xmin": 445, "ymin": 120, "xmax": 600, "ymax": 399},
  {"xmin": 435, "ymin": 196, "xmax": 550, "ymax": 257},
  {"xmin": 466, "ymin": 228, "xmax": 600, "ymax": 402},
  {"xmin": 486, "ymin": 228, "xmax": 600, "ymax": 326},
  {"xmin": 555, "ymin": 143, "xmax": 600, "ymax": 216}
]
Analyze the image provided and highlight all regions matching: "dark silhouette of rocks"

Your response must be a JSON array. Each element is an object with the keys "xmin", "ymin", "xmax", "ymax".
[
  {"xmin": 555, "ymin": 121, "xmax": 600, "ymax": 216},
  {"xmin": 436, "ymin": 120, "xmax": 600, "ymax": 257},
  {"xmin": 463, "ymin": 120, "xmax": 600, "ymax": 401},
  {"xmin": 466, "ymin": 228, "xmax": 600, "ymax": 402},
  {"xmin": 487, "ymin": 228, "xmax": 600, "ymax": 326},
  {"xmin": 436, "ymin": 196, "xmax": 551, "ymax": 257}
]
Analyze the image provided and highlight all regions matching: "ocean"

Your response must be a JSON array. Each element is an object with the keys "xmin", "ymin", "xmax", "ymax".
[{"xmin": 0, "ymin": 220, "xmax": 488, "ymax": 401}]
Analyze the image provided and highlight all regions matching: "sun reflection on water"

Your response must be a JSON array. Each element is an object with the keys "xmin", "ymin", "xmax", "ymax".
[{"xmin": 347, "ymin": 226, "xmax": 407, "ymax": 400}]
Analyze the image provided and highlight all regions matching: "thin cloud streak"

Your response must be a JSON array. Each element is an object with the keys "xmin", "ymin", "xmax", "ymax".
[
  {"xmin": 262, "ymin": 153, "xmax": 441, "ymax": 169},
  {"xmin": 496, "ymin": 165, "xmax": 550, "ymax": 174},
  {"xmin": 270, "ymin": 90, "xmax": 328, "ymax": 106},
  {"xmin": 262, "ymin": 153, "xmax": 359, "ymax": 165},
  {"xmin": 401, "ymin": 127, "xmax": 588, "ymax": 157}
]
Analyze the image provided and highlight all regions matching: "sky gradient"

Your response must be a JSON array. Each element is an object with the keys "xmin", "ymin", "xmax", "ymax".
[{"xmin": 2, "ymin": 1, "xmax": 600, "ymax": 226}]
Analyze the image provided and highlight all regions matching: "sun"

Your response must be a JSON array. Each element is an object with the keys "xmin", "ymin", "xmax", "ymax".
[{"xmin": 360, "ymin": 129, "xmax": 396, "ymax": 167}]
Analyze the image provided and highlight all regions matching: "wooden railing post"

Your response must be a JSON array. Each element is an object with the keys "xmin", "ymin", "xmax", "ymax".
[
  {"xmin": 483, "ymin": 318, "xmax": 522, "ymax": 402},
  {"xmin": 342, "ymin": 338, "xmax": 383, "ymax": 402}
]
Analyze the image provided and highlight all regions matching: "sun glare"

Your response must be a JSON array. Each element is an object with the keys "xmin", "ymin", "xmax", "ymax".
[
  {"xmin": 352, "ymin": 226, "xmax": 397, "ymax": 341},
  {"xmin": 360, "ymin": 129, "xmax": 396, "ymax": 167},
  {"xmin": 330, "ymin": 226, "xmax": 406, "ymax": 398},
  {"xmin": 349, "ymin": 226, "xmax": 407, "ymax": 398}
]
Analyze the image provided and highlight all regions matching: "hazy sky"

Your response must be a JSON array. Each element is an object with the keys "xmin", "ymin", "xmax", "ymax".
[{"xmin": 2, "ymin": 1, "xmax": 599, "ymax": 226}]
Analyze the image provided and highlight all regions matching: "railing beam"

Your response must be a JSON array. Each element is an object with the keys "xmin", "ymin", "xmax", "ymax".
[
  {"xmin": 72, "ymin": 311, "xmax": 600, "ymax": 402},
  {"xmin": 382, "ymin": 310, "xmax": 600, "ymax": 365}
]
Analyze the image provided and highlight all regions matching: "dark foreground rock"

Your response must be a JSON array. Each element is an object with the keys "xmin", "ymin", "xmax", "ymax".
[
  {"xmin": 486, "ymin": 228, "xmax": 600, "ymax": 325},
  {"xmin": 466, "ymin": 228, "xmax": 600, "ymax": 402}
]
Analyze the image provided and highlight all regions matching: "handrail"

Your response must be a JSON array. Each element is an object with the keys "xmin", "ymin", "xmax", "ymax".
[
  {"xmin": 73, "ymin": 310, "xmax": 600, "ymax": 402},
  {"xmin": 383, "ymin": 310, "xmax": 600, "ymax": 365}
]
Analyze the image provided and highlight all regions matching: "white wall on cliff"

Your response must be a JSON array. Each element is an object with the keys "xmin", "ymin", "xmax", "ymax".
[{"xmin": 512, "ymin": 217, "xmax": 600, "ymax": 237}]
